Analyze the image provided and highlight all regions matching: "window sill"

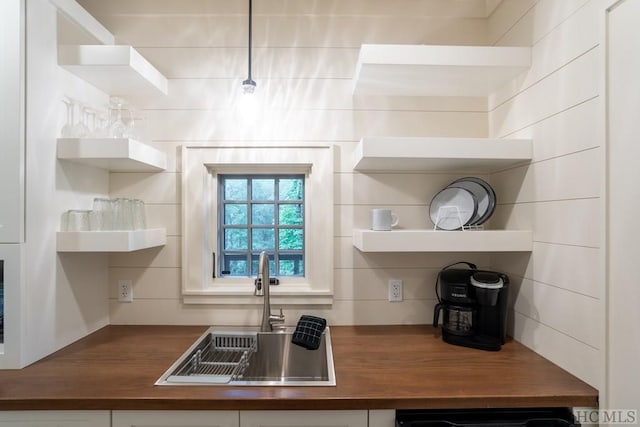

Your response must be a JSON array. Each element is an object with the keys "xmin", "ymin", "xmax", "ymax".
[
  {"xmin": 183, "ymin": 281, "xmax": 333, "ymax": 305},
  {"xmin": 182, "ymin": 288, "xmax": 333, "ymax": 306}
]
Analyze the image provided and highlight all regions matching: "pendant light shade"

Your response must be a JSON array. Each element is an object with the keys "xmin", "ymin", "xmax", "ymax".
[
  {"xmin": 242, "ymin": 78, "xmax": 256, "ymax": 94},
  {"xmin": 242, "ymin": 0, "xmax": 256, "ymax": 94}
]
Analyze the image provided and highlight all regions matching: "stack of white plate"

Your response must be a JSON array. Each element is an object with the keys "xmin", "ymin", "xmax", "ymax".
[{"xmin": 429, "ymin": 177, "xmax": 496, "ymax": 231}]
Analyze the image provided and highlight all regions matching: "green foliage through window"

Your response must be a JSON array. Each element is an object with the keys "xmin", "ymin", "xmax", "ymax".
[{"xmin": 218, "ymin": 175, "xmax": 304, "ymax": 277}]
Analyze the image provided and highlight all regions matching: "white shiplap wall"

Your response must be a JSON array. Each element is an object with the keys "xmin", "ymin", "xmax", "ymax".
[
  {"xmin": 487, "ymin": 0, "xmax": 603, "ymax": 388},
  {"xmin": 73, "ymin": 0, "xmax": 607, "ymax": 390},
  {"xmin": 74, "ymin": 0, "xmax": 607, "ymax": 389},
  {"xmin": 72, "ymin": 0, "xmax": 502, "ymax": 327}
]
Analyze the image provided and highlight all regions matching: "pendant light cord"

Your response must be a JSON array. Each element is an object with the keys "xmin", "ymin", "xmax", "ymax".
[
  {"xmin": 242, "ymin": 0, "xmax": 256, "ymax": 93},
  {"xmin": 247, "ymin": 0, "xmax": 252, "ymax": 81}
]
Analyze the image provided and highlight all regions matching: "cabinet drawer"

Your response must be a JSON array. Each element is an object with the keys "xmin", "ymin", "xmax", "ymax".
[{"xmin": 112, "ymin": 410, "xmax": 239, "ymax": 427}]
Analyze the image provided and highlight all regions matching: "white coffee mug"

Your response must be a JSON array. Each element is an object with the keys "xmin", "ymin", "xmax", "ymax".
[{"xmin": 370, "ymin": 209, "xmax": 399, "ymax": 231}]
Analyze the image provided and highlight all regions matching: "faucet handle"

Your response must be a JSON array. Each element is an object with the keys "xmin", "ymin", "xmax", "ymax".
[{"xmin": 270, "ymin": 308, "xmax": 285, "ymax": 326}]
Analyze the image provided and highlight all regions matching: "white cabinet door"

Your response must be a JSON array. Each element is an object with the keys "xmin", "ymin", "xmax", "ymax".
[
  {"xmin": 368, "ymin": 410, "xmax": 395, "ymax": 427},
  {"xmin": 607, "ymin": 0, "xmax": 640, "ymax": 412},
  {"xmin": 0, "ymin": 411, "xmax": 110, "ymax": 427},
  {"xmin": 240, "ymin": 411, "xmax": 368, "ymax": 427},
  {"xmin": 0, "ymin": 0, "xmax": 25, "ymax": 243},
  {"xmin": 112, "ymin": 410, "xmax": 239, "ymax": 427}
]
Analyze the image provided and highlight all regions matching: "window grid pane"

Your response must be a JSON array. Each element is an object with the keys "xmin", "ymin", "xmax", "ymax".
[
  {"xmin": 224, "ymin": 179, "xmax": 247, "ymax": 200},
  {"xmin": 219, "ymin": 175, "xmax": 304, "ymax": 277},
  {"xmin": 225, "ymin": 203, "xmax": 247, "ymax": 225}
]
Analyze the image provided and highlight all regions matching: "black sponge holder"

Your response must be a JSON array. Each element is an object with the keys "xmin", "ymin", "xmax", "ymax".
[{"xmin": 291, "ymin": 315, "xmax": 327, "ymax": 350}]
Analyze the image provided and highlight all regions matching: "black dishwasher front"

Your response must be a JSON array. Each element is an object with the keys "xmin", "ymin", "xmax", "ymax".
[{"xmin": 396, "ymin": 407, "xmax": 580, "ymax": 427}]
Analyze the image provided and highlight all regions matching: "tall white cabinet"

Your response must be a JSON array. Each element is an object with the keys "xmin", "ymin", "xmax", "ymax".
[
  {"xmin": 0, "ymin": 0, "xmax": 26, "ymax": 369},
  {"xmin": 0, "ymin": 0, "xmax": 25, "ymax": 244},
  {"xmin": 606, "ymin": 0, "xmax": 640, "ymax": 411}
]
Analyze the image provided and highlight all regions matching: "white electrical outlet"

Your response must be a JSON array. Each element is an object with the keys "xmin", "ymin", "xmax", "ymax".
[
  {"xmin": 388, "ymin": 279, "xmax": 403, "ymax": 302},
  {"xmin": 118, "ymin": 280, "xmax": 133, "ymax": 303}
]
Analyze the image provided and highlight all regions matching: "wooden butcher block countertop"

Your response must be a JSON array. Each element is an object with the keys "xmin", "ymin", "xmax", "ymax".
[{"xmin": 0, "ymin": 325, "xmax": 598, "ymax": 410}]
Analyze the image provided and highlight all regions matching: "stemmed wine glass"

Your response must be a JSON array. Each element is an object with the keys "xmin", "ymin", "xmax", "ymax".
[
  {"xmin": 60, "ymin": 97, "xmax": 75, "ymax": 138},
  {"xmin": 109, "ymin": 97, "xmax": 127, "ymax": 138},
  {"xmin": 72, "ymin": 101, "xmax": 90, "ymax": 137},
  {"xmin": 61, "ymin": 96, "xmax": 139, "ymax": 139},
  {"xmin": 86, "ymin": 108, "xmax": 97, "ymax": 137},
  {"xmin": 95, "ymin": 111, "xmax": 109, "ymax": 138}
]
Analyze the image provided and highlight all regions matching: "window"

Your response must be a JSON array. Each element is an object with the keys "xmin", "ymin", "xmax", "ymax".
[
  {"xmin": 182, "ymin": 144, "xmax": 333, "ymax": 305},
  {"xmin": 218, "ymin": 175, "xmax": 305, "ymax": 277}
]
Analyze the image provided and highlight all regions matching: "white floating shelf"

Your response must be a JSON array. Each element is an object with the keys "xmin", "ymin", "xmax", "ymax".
[
  {"xmin": 50, "ymin": 0, "xmax": 115, "ymax": 45},
  {"xmin": 58, "ymin": 45, "xmax": 169, "ymax": 96},
  {"xmin": 353, "ymin": 137, "xmax": 532, "ymax": 172},
  {"xmin": 57, "ymin": 228, "xmax": 166, "ymax": 252},
  {"xmin": 352, "ymin": 229, "xmax": 533, "ymax": 253},
  {"xmin": 353, "ymin": 44, "xmax": 531, "ymax": 96},
  {"xmin": 57, "ymin": 138, "xmax": 167, "ymax": 172}
]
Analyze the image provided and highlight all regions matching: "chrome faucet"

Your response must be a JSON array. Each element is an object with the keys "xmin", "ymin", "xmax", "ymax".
[{"xmin": 255, "ymin": 251, "xmax": 285, "ymax": 331}]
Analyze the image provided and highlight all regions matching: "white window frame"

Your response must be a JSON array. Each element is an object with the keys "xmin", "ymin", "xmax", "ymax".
[{"xmin": 182, "ymin": 144, "xmax": 333, "ymax": 305}]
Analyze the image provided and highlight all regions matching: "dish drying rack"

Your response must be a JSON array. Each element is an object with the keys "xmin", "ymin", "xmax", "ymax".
[
  {"xmin": 433, "ymin": 206, "xmax": 485, "ymax": 231},
  {"xmin": 166, "ymin": 332, "xmax": 257, "ymax": 384}
]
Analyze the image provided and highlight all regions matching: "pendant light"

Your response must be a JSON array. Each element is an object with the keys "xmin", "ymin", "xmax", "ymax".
[{"xmin": 242, "ymin": 0, "xmax": 256, "ymax": 94}]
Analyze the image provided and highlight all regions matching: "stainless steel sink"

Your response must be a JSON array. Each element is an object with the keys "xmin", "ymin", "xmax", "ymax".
[{"xmin": 155, "ymin": 326, "xmax": 336, "ymax": 386}]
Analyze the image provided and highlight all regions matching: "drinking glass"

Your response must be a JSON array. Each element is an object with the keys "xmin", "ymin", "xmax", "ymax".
[
  {"xmin": 133, "ymin": 199, "xmax": 146, "ymax": 230},
  {"xmin": 114, "ymin": 198, "xmax": 134, "ymax": 230},
  {"xmin": 92, "ymin": 197, "xmax": 115, "ymax": 231},
  {"xmin": 61, "ymin": 210, "xmax": 91, "ymax": 231},
  {"xmin": 88, "ymin": 210, "xmax": 102, "ymax": 231},
  {"xmin": 60, "ymin": 211, "xmax": 69, "ymax": 231}
]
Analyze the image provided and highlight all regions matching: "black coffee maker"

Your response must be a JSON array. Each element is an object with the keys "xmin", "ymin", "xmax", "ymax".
[{"xmin": 433, "ymin": 261, "xmax": 509, "ymax": 351}]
